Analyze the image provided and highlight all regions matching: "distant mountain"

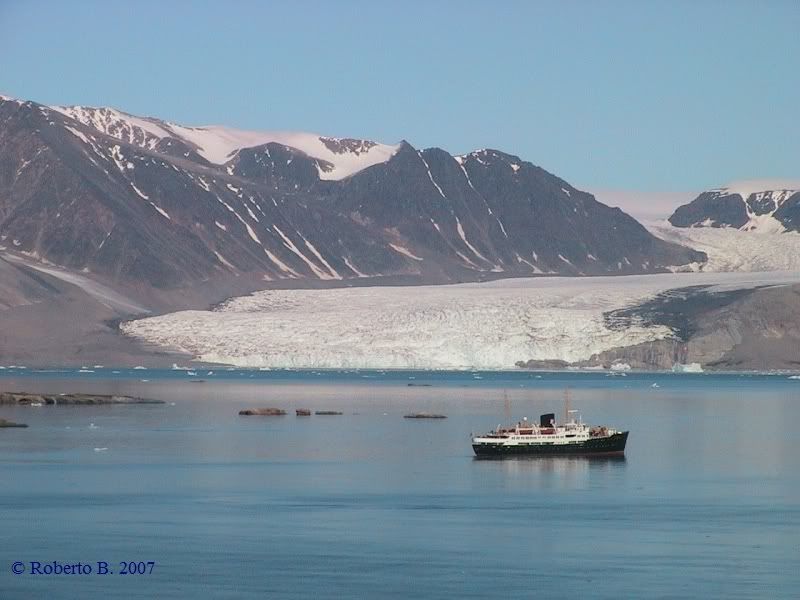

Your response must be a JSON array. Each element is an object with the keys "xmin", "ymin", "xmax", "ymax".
[
  {"xmin": 0, "ymin": 95, "xmax": 704, "ymax": 292},
  {"xmin": 669, "ymin": 180, "xmax": 800, "ymax": 233}
]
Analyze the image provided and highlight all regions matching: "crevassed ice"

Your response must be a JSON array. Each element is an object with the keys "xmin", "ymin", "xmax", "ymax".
[
  {"xmin": 121, "ymin": 271, "xmax": 800, "ymax": 369},
  {"xmin": 649, "ymin": 221, "xmax": 800, "ymax": 272}
]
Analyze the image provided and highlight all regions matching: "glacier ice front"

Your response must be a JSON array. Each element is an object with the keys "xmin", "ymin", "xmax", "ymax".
[{"xmin": 121, "ymin": 271, "xmax": 799, "ymax": 370}]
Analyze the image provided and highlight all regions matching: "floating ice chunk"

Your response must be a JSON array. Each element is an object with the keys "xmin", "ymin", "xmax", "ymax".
[{"xmin": 672, "ymin": 363, "xmax": 704, "ymax": 373}]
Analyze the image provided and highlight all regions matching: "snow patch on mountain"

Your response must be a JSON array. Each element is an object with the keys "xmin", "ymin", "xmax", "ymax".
[
  {"xmin": 714, "ymin": 179, "xmax": 800, "ymax": 201},
  {"xmin": 52, "ymin": 106, "xmax": 170, "ymax": 150},
  {"xmin": 51, "ymin": 104, "xmax": 400, "ymax": 180},
  {"xmin": 121, "ymin": 271, "xmax": 799, "ymax": 369},
  {"xmin": 1, "ymin": 94, "xmax": 21, "ymax": 103},
  {"xmin": 389, "ymin": 244, "xmax": 423, "ymax": 261}
]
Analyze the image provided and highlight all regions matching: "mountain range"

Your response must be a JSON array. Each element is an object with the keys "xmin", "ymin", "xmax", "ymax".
[
  {"xmin": 2, "ymin": 94, "xmax": 797, "ymax": 370},
  {"xmin": 0, "ymin": 94, "xmax": 704, "ymax": 297}
]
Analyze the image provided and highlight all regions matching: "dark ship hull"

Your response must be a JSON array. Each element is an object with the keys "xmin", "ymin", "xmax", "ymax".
[{"xmin": 472, "ymin": 431, "xmax": 628, "ymax": 457}]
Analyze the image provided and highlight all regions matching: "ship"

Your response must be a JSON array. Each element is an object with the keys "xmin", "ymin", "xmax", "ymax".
[{"xmin": 471, "ymin": 409, "xmax": 628, "ymax": 457}]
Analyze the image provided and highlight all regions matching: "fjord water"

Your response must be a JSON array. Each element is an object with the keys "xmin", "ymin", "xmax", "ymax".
[{"xmin": 0, "ymin": 370, "xmax": 798, "ymax": 599}]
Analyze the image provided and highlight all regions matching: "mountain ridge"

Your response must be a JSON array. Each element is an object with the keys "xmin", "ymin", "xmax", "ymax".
[{"xmin": 1, "ymin": 94, "xmax": 704, "ymax": 298}]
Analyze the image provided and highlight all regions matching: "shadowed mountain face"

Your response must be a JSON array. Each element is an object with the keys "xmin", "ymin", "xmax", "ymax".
[
  {"xmin": 0, "ymin": 96, "xmax": 704, "ymax": 292},
  {"xmin": 669, "ymin": 186, "xmax": 800, "ymax": 233}
]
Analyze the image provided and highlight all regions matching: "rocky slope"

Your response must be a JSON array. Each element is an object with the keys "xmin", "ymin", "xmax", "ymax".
[{"xmin": 517, "ymin": 283, "xmax": 800, "ymax": 371}]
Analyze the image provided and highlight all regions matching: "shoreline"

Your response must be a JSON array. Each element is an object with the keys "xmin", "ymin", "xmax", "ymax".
[{"xmin": 1, "ymin": 367, "xmax": 798, "ymax": 381}]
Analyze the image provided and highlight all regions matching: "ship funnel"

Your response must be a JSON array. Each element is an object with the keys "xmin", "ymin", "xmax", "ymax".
[{"xmin": 540, "ymin": 413, "xmax": 555, "ymax": 427}]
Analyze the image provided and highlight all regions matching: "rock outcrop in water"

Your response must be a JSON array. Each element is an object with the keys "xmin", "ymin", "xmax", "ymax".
[
  {"xmin": 0, "ymin": 392, "xmax": 164, "ymax": 405},
  {"xmin": 404, "ymin": 413, "xmax": 447, "ymax": 419},
  {"xmin": 238, "ymin": 408, "xmax": 286, "ymax": 416},
  {"xmin": 0, "ymin": 417, "xmax": 27, "ymax": 428}
]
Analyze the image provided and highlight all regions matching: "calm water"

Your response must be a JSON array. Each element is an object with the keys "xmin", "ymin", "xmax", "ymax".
[{"xmin": 1, "ymin": 370, "xmax": 798, "ymax": 599}]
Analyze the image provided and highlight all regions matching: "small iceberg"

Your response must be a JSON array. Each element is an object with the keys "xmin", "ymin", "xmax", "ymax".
[
  {"xmin": 789, "ymin": 375, "xmax": 800, "ymax": 380},
  {"xmin": 93, "ymin": 447, "xmax": 108, "ymax": 452},
  {"xmin": 88, "ymin": 423, "xmax": 98, "ymax": 429},
  {"xmin": 651, "ymin": 383, "xmax": 660, "ymax": 388},
  {"xmin": 673, "ymin": 363, "xmax": 704, "ymax": 373}
]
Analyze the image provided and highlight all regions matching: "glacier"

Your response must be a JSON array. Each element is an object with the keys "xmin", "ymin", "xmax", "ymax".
[
  {"xmin": 121, "ymin": 271, "xmax": 800, "ymax": 370},
  {"xmin": 648, "ymin": 221, "xmax": 800, "ymax": 272}
]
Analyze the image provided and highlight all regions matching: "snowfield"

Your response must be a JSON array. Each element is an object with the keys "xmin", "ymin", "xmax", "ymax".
[{"xmin": 121, "ymin": 271, "xmax": 799, "ymax": 370}]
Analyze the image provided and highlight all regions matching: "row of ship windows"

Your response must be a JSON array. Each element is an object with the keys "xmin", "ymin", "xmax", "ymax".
[
  {"xmin": 509, "ymin": 435, "xmax": 583, "ymax": 440},
  {"xmin": 513, "ymin": 438, "xmax": 582, "ymax": 446}
]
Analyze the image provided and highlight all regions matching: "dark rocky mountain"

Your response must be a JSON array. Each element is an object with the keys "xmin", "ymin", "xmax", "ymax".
[
  {"xmin": 669, "ymin": 183, "xmax": 800, "ymax": 232},
  {"xmin": 0, "ymin": 95, "xmax": 705, "ymax": 296},
  {"xmin": 591, "ymin": 283, "xmax": 800, "ymax": 371},
  {"xmin": 516, "ymin": 283, "xmax": 800, "ymax": 371}
]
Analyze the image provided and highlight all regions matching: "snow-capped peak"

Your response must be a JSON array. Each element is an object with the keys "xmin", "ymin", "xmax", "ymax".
[
  {"xmin": 50, "ymin": 103, "xmax": 400, "ymax": 180},
  {"xmin": 0, "ymin": 93, "xmax": 23, "ymax": 105},
  {"xmin": 671, "ymin": 179, "xmax": 800, "ymax": 234},
  {"xmin": 711, "ymin": 179, "xmax": 800, "ymax": 200},
  {"xmin": 455, "ymin": 149, "xmax": 521, "ymax": 168},
  {"xmin": 51, "ymin": 105, "xmax": 172, "ymax": 151},
  {"xmin": 711, "ymin": 180, "xmax": 800, "ymax": 232},
  {"xmin": 164, "ymin": 124, "xmax": 400, "ymax": 179}
]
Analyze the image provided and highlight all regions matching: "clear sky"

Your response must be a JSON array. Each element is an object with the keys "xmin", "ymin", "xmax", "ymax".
[{"xmin": 1, "ymin": 0, "xmax": 798, "ymax": 194}]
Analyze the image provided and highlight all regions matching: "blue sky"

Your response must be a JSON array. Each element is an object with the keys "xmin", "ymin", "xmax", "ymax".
[{"xmin": 1, "ymin": 0, "xmax": 798, "ymax": 194}]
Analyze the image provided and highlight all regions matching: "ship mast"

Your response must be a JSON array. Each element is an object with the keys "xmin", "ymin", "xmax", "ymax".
[
  {"xmin": 564, "ymin": 387, "xmax": 571, "ymax": 424},
  {"xmin": 503, "ymin": 390, "xmax": 510, "ymax": 424}
]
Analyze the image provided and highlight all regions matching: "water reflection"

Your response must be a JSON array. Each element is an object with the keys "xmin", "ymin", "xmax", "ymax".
[
  {"xmin": 471, "ymin": 455, "xmax": 627, "ymax": 492},
  {"xmin": 473, "ymin": 454, "xmax": 626, "ymax": 467}
]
